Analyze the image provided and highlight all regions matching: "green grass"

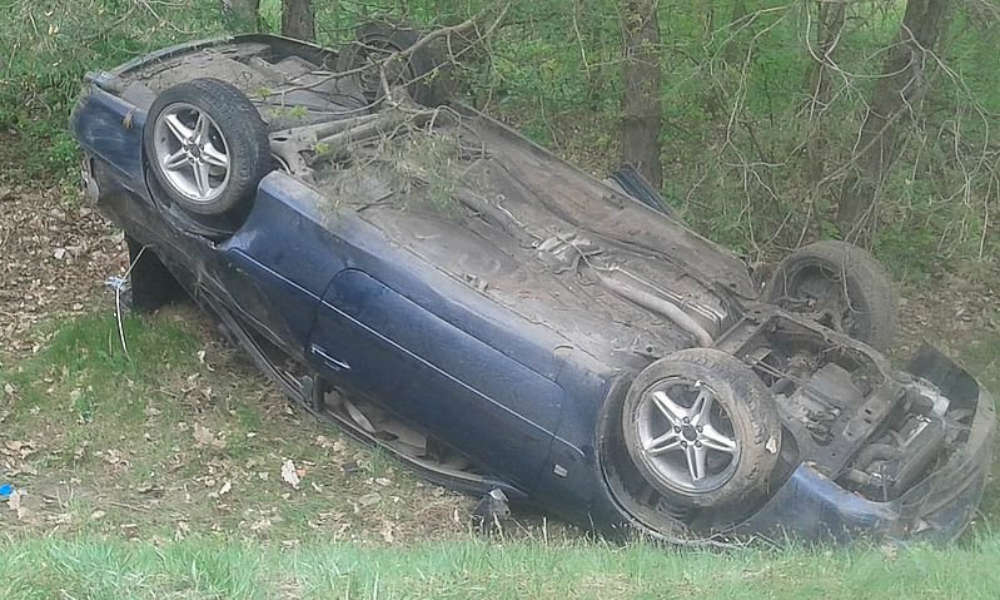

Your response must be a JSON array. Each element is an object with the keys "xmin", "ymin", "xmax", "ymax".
[
  {"xmin": 958, "ymin": 332, "xmax": 1000, "ymax": 395},
  {"xmin": 0, "ymin": 309, "xmax": 481, "ymax": 545},
  {"xmin": 4, "ymin": 535, "xmax": 1000, "ymax": 599},
  {"xmin": 1, "ymin": 311, "xmax": 198, "ymax": 427}
]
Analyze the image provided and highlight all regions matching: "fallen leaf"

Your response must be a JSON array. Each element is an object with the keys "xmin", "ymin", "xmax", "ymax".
[
  {"xmin": 136, "ymin": 483, "xmax": 163, "ymax": 496},
  {"xmin": 218, "ymin": 480, "xmax": 232, "ymax": 497},
  {"xmin": 90, "ymin": 510, "xmax": 106, "ymax": 521},
  {"xmin": 193, "ymin": 423, "xmax": 214, "ymax": 446},
  {"xmin": 193, "ymin": 423, "xmax": 225, "ymax": 449},
  {"xmin": 281, "ymin": 460, "xmax": 300, "ymax": 489},
  {"xmin": 73, "ymin": 444, "xmax": 88, "ymax": 462},
  {"xmin": 8, "ymin": 489, "xmax": 23, "ymax": 512},
  {"xmin": 357, "ymin": 492, "xmax": 381, "ymax": 508},
  {"xmin": 250, "ymin": 518, "xmax": 272, "ymax": 532},
  {"xmin": 380, "ymin": 521, "xmax": 395, "ymax": 543},
  {"xmin": 880, "ymin": 543, "xmax": 899, "ymax": 561},
  {"xmin": 175, "ymin": 521, "xmax": 190, "ymax": 540},
  {"xmin": 8, "ymin": 490, "xmax": 30, "ymax": 520},
  {"xmin": 48, "ymin": 513, "xmax": 72, "ymax": 525}
]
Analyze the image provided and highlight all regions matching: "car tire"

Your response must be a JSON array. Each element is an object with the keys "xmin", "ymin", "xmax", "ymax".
[
  {"xmin": 766, "ymin": 240, "xmax": 897, "ymax": 350},
  {"xmin": 144, "ymin": 78, "xmax": 271, "ymax": 218},
  {"xmin": 336, "ymin": 22, "xmax": 449, "ymax": 107},
  {"xmin": 621, "ymin": 348, "xmax": 781, "ymax": 510}
]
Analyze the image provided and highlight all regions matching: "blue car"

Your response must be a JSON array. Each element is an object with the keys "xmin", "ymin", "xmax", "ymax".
[{"xmin": 72, "ymin": 29, "xmax": 994, "ymax": 544}]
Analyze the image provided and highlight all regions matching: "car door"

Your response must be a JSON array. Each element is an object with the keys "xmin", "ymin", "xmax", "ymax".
[
  {"xmin": 308, "ymin": 268, "xmax": 564, "ymax": 490},
  {"xmin": 200, "ymin": 173, "xmax": 350, "ymax": 360}
]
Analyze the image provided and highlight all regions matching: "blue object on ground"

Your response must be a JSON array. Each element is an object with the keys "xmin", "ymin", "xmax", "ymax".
[{"xmin": 0, "ymin": 484, "xmax": 12, "ymax": 500}]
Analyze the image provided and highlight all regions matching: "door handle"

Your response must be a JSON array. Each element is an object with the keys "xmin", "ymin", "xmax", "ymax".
[{"xmin": 310, "ymin": 344, "xmax": 351, "ymax": 372}]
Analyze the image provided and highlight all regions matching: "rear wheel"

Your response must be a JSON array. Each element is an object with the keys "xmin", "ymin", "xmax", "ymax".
[
  {"xmin": 336, "ymin": 22, "xmax": 449, "ymax": 107},
  {"xmin": 144, "ymin": 78, "xmax": 271, "ymax": 221},
  {"xmin": 766, "ymin": 240, "xmax": 897, "ymax": 350},
  {"xmin": 622, "ymin": 349, "xmax": 780, "ymax": 510}
]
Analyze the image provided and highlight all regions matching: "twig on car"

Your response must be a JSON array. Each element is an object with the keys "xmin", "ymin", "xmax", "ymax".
[{"xmin": 378, "ymin": 3, "xmax": 511, "ymax": 111}]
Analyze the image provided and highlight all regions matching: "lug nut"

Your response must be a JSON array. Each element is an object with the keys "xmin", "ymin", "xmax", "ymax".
[
  {"xmin": 696, "ymin": 425, "xmax": 703, "ymax": 433},
  {"xmin": 695, "ymin": 441, "xmax": 702, "ymax": 448},
  {"xmin": 674, "ymin": 426, "xmax": 681, "ymax": 433}
]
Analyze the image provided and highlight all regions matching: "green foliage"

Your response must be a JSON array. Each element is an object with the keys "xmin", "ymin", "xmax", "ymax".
[
  {"xmin": 0, "ymin": 0, "xmax": 228, "ymax": 181},
  {"xmin": 1, "ymin": 0, "xmax": 996, "ymax": 279}
]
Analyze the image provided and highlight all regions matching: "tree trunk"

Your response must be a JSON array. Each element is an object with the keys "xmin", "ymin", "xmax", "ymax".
[
  {"xmin": 724, "ymin": 0, "xmax": 748, "ymax": 62},
  {"xmin": 282, "ymin": 0, "xmax": 316, "ymax": 42},
  {"xmin": 621, "ymin": 0, "xmax": 662, "ymax": 189},
  {"xmin": 224, "ymin": 0, "xmax": 260, "ymax": 32},
  {"xmin": 805, "ymin": 0, "xmax": 846, "ymax": 120},
  {"xmin": 804, "ymin": 0, "xmax": 846, "ymax": 187},
  {"xmin": 837, "ymin": 0, "xmax": 952, "ymax": 236}
]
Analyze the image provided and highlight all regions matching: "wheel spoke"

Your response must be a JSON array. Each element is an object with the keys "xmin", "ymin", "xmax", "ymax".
[
  {"xmin": 685, "ymin": 444, "xmax": 707, "ymax": 481},
  {"xmin": 163, "ymin": 149, "xmax": 188, "ymax": 171},
  {"xmin": 202, "ymin": 143, "xmax": 228, "ymax": 169},
  {"xmin": 689, "ymin": 388, "xmax": 713, "ymax": 426},
  {"xmin": 193, "ymin": 112, "xmax": 210, "ymax": 144},
  {"xmin": 643, "ymin": 431, "xmax": 681, "ymax": 456},
  {"xmin": 192, "ymin": 161, "xmax": 211, "ymax": 197},
  {"xmin": 701, "ymin": 423, "xmax": 737, "ymax": 454},
  {"xmin": 650, "ymin": 390, "xmax": 687, "ymax": 427},
  {"xmin": 163, "ymin": 114, "xmax": 193, "ymax": 144}
]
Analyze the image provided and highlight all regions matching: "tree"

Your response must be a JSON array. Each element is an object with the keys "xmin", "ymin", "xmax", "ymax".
[
  {"xmin": 804, "ymin": 0, "xmax": 846, "ymax": 186},
  {"xmin": 621, "ymin": 0, "xmax": 662, "ymax": 189},
  {"xmin": 837, "ymin": 0, "xmax": 952, "ymax": 236},
  {"xmin": 223, "ymin": 0, "xmax": 261, "ymax": 32},
  {"xmin": 282, "ymin": 0, "xmax": 316, "ymax": 42}
]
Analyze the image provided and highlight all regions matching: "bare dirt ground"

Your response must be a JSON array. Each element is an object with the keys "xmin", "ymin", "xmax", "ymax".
[
  {"xmin": 1, "ymin": 177, "xmax": 997, "ymax": 544},
  {"xmin": 0, "ymin": 183, "xmax": 126, "ymax": 356},
  {"xmin": 894, "ymin": 272, "xmax": 999, "ymax": 369}
]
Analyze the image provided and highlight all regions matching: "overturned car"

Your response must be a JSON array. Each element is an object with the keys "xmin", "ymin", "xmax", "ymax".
[{"xmin": 72, "ymin": 28, "xmax": 994, "ymax": 543}]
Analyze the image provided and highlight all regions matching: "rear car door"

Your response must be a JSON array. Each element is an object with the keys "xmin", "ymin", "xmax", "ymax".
[{"xmin": 309, "ymin": 268, "xmax": 564, "ymax": 490}]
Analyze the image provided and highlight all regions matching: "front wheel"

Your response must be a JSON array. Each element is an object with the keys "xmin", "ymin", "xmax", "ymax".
[{"xmin": 621, "ymin": 348, "xmax": 781, "ymax": 510}]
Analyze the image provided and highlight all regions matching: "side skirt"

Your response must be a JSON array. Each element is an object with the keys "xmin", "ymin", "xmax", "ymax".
[{"xmin": 198, "ymin": 291, "xmax": 526, "ymax": 501}]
